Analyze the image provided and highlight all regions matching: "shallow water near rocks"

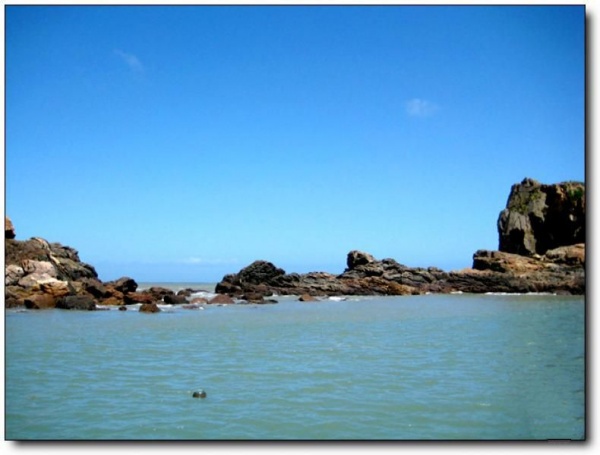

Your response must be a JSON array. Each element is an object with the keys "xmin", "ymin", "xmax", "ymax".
[{"xmin": 5, "ymin": 291, "xmax": 585, "ymax": 440}]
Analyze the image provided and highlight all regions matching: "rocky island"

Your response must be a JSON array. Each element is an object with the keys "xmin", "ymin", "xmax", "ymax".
[{"xmin": 4, "ymin": 178, "xmax": 585, "ymax": 310}]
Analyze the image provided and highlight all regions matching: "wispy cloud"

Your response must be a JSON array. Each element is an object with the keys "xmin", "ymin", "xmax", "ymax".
[
  {"xmin": 114, "ymin": 49, "xmax": 144, "ymax": 73},
  {"xmin": 181, "ymin": 257, "xmax": 240, "ymax": 266},
  {"xmin": 405, "ymin": 98, "xmax": 439, "ymax": 117}
]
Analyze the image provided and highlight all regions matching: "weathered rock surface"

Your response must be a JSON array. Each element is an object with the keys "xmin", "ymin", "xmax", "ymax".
[{"xmin": 497, "ymin": 178, "xmax": 585, "ymax": 256}]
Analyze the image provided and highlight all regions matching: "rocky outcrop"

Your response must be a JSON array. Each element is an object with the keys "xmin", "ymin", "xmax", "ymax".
[
  {"xmin": 5, "ymin": 221, "xmax": 184, "ymax": 310},
  {"xmin": 216, "ymin": 245, "xmax": 584, "ymax": 297},
  {"xmin": 6, "ymin": 177, "xmax": 585, "ymax": 308},
  {"xmin": 216, "ymin": 178, "xmax": 585, "ymax": 296},
  {"xmin": 497, "ymin": 178, "xmax": 585, "ymax": 256}
]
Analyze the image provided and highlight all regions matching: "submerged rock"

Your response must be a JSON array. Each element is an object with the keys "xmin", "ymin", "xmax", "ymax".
[
  {"xmin": 208, "ymin": 294, "xmax": 234, "ymax": 305},
  {"xmin": 139, "ymin": 302, "xmax": 161, "ymax": 313},
  {"xmin": 56, "ymin": 295, "xmax": 97, "ymax": 311}
]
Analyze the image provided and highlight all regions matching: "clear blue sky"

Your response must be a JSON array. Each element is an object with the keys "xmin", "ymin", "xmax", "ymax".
[{"xmin": 5, "ymin": 5, "xmax": 585, "ymax": 282}]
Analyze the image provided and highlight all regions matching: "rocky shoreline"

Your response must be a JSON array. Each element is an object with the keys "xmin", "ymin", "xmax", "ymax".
[{"xmin": 4, "ymin": 178, "xmax": 585, "ymax": 310}]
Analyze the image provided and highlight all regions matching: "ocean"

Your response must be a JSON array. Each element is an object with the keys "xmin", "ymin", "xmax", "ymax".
[{"xmin": 4, "ymin": 285, "xmax": 585, "ymax": 440}]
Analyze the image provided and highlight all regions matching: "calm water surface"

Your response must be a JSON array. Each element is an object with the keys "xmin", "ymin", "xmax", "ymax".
[{"xmin": 5, "ymin": 292, "xmax": 585, "ymax": 440}]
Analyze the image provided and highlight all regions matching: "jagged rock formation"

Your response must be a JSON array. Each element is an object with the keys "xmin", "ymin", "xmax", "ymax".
[
  {"xmin": 5, "ymin": 177, "xmax": 586, "ymax": 308},
  {"xmin": 497, "ymin": 178, "xmax": 585, "ymax": 256},
  {"xmin": 4, "ymin": 218, "xmax": 202, "ymax": 309},
  {"xmin": 216, "ymin": 179, "xmax": 585, "ymax": 297}
]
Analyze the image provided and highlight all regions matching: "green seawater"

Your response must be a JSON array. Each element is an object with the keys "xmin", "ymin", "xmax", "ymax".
[{"xmin": 5, "ymin": 292, "xmax": 585, "ymax": 440}]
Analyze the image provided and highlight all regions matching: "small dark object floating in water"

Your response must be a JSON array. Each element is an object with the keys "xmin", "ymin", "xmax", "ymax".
[{"xmin": 192, "ymin": 390, "xmax": 207, "ymax": 398}]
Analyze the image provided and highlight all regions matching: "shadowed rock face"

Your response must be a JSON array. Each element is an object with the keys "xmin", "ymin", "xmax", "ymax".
[
  {"xmin": 5, "ymin": 217, "xmax": 16, "ymax": 239},
  {"xmin": 497, "ymin": 178, "xmax": 585, "ymax": 256}
]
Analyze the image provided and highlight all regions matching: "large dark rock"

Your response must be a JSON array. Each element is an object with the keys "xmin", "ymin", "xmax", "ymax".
[
  {"xmin": 163, "ymin": 294, "xmax": 187, "ymax": 304},
  {"xmin": 215, "ymin": 260, "xmax": 286, "ymax": 295},
  {"xmin": 346, "ymin": 250, "xmax": 376, "ymax": 270},
  {"xmin": 146, "ymin": 286, "xmax": 175, "ymax": 300},
  {"xmin": 5, "ymin": 217, "xmax": 15, "ymax": 239},
  {"xmin": 106, "ymin": 277, "xmax": 138, "ymax": 294},
  {"xmin": 497, "ymin": 178, "xmax": 585, "ymax": 256},
  {"xmin": 57, "ymin": 295, "xmax": 97, "ymax": 311},
  {"xmin": 237, "ymin": 260, "xmax": 286, "ymax": 285}
]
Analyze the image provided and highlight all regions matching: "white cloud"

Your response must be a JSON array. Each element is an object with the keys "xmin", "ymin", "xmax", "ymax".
[
  {"xmin": 114, "ymin": 49, "xmax": 144, "ymax": 73},
  {"xmin": 405, "ymin": 98, "xmax": 439, "ymax": 117},
  {"xmin": 181, "ymin": 257, "xmax": 240, "ymax": 266}
]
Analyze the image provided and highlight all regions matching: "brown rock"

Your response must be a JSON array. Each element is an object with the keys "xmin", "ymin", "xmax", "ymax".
[
  {"xmin": 214, "ymin": 280, "xmax": 242, "ymax": 295},
  {"xmin": 24, "ymin": 293, "xmax": 58, "ymax": 309},
  {"xmin": 81, "ymin": 278, "xmax": 112, "ymax": 298},
  {"xmin": 146, "ymin": 286, "xmax": 175, "ymax": 299},
  {"xmin": 190, "ymin": 297, "xmax": 208, "ymax": 304},
  {"xmin": 124, "ymin": 292, "xmax": 155, "ymax": 305},
  {"xmin": 544, "ymin": 243, "xmax": 585, "ymax": 266},
  {"xmin": 139, "ymin": 302, "xmax": 161, "ymax": 313},
  {"xmin": 40, "ymin": 279, "xmax": 71, "ymax": 298},
  {"xmin": 472, "ymin": 250, "xmax": 545, "ymax": 274},
  {"xmin": 106, "ymin": 277, "xmax": 138, "ymax": 294},
  {"xmin": 298, "ymin": 294, "xmax": 317, "ymax": 302},
  {"xmin": 208, "ymin": 294, "xmax": 234, "ymax": 304},
  {"xmin": 101, "ymin": 297, "xmax": 126, "ymax": 306},
  {"xmin": 242, "ymin": 292, "xmax": 265, "ymax": 303}
]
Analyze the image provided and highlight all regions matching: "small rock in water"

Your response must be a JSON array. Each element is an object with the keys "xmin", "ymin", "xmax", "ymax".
[{"xmin": 192, "ymin": 390, "xmax": 207, "ymax": 399}]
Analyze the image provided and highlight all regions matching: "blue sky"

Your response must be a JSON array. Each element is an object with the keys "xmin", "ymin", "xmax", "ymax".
[{"xmin": 5, "ymin": 5, "xmax": 585, "ymax": 282}]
